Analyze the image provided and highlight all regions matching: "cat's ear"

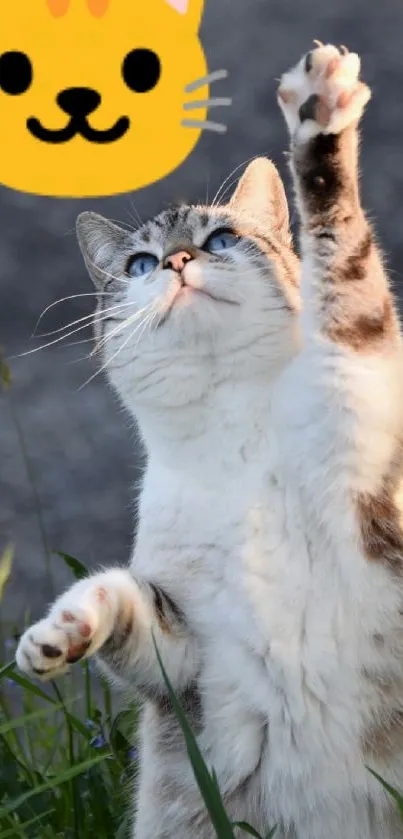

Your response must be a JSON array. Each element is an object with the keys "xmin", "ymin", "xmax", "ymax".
[
  {"xmin": 164, "ymin": 0, "xmax": 204, "ymax": 31},
  {"xmin": 76, "ymin": 212, "xmax": 131, "ymax": 291},
  {"xmin": 229, "ymin": 158, "xmax": 291, "ymax": 245}
]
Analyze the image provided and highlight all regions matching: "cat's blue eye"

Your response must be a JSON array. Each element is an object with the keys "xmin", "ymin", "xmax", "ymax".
[
  {"xmin": 204, "ymin": 229, "xmax": 239, "ymax": 254},
  {"xmin": 127, "ymin": 253, "xmax": 159, "ymax": 279}
]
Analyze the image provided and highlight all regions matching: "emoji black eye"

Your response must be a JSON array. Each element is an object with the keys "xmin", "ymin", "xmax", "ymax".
[
  {"xmin": 0, "ymin": 51, "xmax": 33, "ymax": 95},
  {"xmin": 122, "ymin": 49, "xmax": 161, "ymax": 93}
]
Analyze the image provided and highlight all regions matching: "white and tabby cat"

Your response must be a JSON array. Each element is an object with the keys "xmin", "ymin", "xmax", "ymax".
[{"xmin": 17, "ymin": 45, "xmax": 403, "ymax": 838}]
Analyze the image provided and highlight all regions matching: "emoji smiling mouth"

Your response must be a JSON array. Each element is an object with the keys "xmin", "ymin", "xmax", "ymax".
[{"xmin": 26, "ymin": 116, "xmax": 130, "ymax": 144}]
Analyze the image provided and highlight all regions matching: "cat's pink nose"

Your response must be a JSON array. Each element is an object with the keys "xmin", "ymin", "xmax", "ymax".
[{"xmin": 164, "ymin": 250, "xmax": 194, "ymax": 273}]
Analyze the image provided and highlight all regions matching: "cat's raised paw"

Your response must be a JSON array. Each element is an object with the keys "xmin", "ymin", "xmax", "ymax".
[
  {"xmin": 16, "ymin": 584, "xmax": 113, "ymax": 681},
  {"xmin": 277, "ymin": 44, "xmax": 371, "ymax": 140}
]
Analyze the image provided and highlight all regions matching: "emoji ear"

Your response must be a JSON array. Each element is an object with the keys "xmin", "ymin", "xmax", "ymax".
[
  {"xmin": 229, "ymin": 158, "xmax": 291, "ymax": 246},
  {"xmin": 76, "ymin": 212, "xmax": 132, "ymax": 291},
  {"xmin": 164, "ymin": 0, "xmax": 204, "ymax": 31}
]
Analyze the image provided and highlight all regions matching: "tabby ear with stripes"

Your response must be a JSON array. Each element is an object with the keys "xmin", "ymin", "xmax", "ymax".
[{"xmin": 76, "ymin": 213, "xmax": 132, "ymax": 291}]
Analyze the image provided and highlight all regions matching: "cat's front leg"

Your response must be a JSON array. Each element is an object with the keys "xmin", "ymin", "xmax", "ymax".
[
  {"xmin": 276, "ymin": 43, "xmax": 401, "ymax": 356},
  {"xmin": 275, "ymin": 45, "xmax": 403, "ymax": 514},
  {"xmin": 16, "ymin": 569, "xmax": 199, "ymax": 694}
]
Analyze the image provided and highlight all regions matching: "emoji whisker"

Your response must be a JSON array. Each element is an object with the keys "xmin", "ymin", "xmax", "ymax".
[
  {"xmin": 183, "ymin": 98, "xmax": 232, "ymax": 111},
  {"xmin": 181, "ymin": 119, "xmax": 227, "ymax": 134},
  {"xmin": 185, "ymin": 69, "xmax": 229, "ymax": 93}
]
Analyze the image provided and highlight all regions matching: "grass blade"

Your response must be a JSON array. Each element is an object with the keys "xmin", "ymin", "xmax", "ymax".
[
  {"xmin": 0, "ymin": 661, "xmax": 16, "ymax": 680},
  {"xmin": 0, "ymin": 753, "xmax": 109, "ymax": 817},
  {"xmin": 57, "ymin": 552, "xmax": 88, "ymax": 580},
  {"xmin": 0, "ymin": 546, "xmax": 13, "ymax": 601},
  {"xmin": 153, "ymin": 636, "xmax": 235, "ymax": 839},
  {"xmin": 367, "ymin": 768, "xmax": 403, "ymax": 817},
  {"xmin": 0, "ymin": 703, "xmax": 65, "ymax": 735},
  {"xmin": 0, "ymin": 351, "xmax": 11, "ymax": 389},
  {"xmin": 0, "ymin": 810, "xmax": 55, "ymax": 839},
  {"xmin": 5, "ymin": 670, "xmax": 55, "ymax": 704},
  {"xmin": 233, "ymin": 823, "xmax": 263, "ymax": 838}
]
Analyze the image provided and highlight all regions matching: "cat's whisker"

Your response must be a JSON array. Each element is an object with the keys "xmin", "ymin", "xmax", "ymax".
[
  {"xmin": 33, "ymin": 291, "xmax": 116, "ymax": 336},
  {"xmin": 212, "ymin": 155, "xmax": 262, "ymax": 208},
  {"xmin": 183, "ymin": 98, "xmax": 232, "ymax": 111},
  {"xmin": 131, "ymin": 311, "xmax": 158, "ymax": 352},
  {"xmin": 106, "ymin": 215, "xmax": 138, "ymax": 233},
  {"xmin": 10, "ymin": 328, "xmax": 96, "ymax": 360},
  {"xmin": 65, "ymin": 336, "xmax": 99, "ymax": 351},
  {"xmin": 35, "ymin": 300, "xmax": 136, "ymax": 339},
  {"xmin": 213, "ymin": 175, "xmax": 243, "ymax": 206},
  {"xmin": 79, "ymin": 308, "xmax": 156, "ymax": 390},
  {"xmin": 181, "ymin": 119, "xmax": 227, "ymax": 134},
  {"xmin": 185, "ymin": 69, "xmax": 229, "ymax": 94},
  {"xmin": 10, "ymin": 307, "xmax": 134, "ymax": 360},
  {"xmin": 128, "ymin": 201, "xmax": 143, "ymax": 229},
  {"xmin": 92, "ymin": 307, "xmax": 149, "ymax": 354},
  {"xmin": 86, "ymin": 258, "xmax": 131, "ymax": 287},
  {"xmin": 92, "ymin": 304, "xmax": 152, "ymax": 355}
]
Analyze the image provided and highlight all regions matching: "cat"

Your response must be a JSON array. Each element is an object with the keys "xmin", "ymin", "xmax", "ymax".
[
  {"xmin": 0, "ymin": 0, "xmax": 229, "ymax": 197},
  {"xmin": 16, "ymin": 44, "xmax": 403, "ymax": 838}
]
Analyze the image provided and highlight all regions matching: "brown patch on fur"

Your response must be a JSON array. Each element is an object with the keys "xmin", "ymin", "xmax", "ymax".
[
  {"xmin": 102, "ymin": 610, "xmax": 134, "ymax": 657},
  {"xmin": 339, "ymin": 231, "xmax": 373, "ymax": 282},
  {"xmin": 361, "ymin": 665, "xmax": 403, "ymax": 762},
  {"xmin": 149, "ymin": 583, "xmax": 185, "ymax": 635},
  {"xmin": 362, "ymin": 706, "xmax": 403, "ymax": 762},
  {"xmin": 356, "ymin": 479, "xmax": 403, "ymax": 573},
  {"xmin": 328, "ymin": 297, "xmax": 394, "ymax": 351},
  {"xmin": 117, "ymin": 612, "xmax": 135, "ymax": 645},
  {"xmin": 293, "ymin": 129, "xmax": 361, "ymax": 220},
  {"xmin": 294, "ymin": 133, "xmax": 344, "ymax": 213}
]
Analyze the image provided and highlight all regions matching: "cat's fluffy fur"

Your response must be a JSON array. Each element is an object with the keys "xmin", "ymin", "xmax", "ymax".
[{"xmin": 17, "ymin": 45, "xmax": 403, "ymax": 838}]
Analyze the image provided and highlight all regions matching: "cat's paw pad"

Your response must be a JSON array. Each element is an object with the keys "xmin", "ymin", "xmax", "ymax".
[
  {"xmin": 277, "ymin": 43, "xmax": 371, "ymax": 140},
  {"xmin": 16, "ymin": 585, "xmax": 111, "ymax": 681}
]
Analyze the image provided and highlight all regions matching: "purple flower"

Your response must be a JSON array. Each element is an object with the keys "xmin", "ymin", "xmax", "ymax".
[
  {"xmin": 6, "ymin": 677, "xmax": 17, "ymax": 687},
  {"xmin": 4, "ymin": 639, "xmax": 15, "ymax": 651},
  {"xmin": 127, "ymin": 747, "xmax": 138, "ymax": 761},
  {"xmin": 90, "ymin": 734, "xmax": 106, "ymax": 749},
  {"xmin": 85, "ymin": 719, "xmax": 96, "ymax": 730}
]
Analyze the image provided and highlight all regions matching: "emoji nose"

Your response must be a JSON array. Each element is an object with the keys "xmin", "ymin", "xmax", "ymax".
[
  {"xmin": 163, "ymin": 251, "xmax": 194, "ymax": 273},
  {"xmin": 57, "ymin": 87, "xmax": 101, "ymax": 119}
]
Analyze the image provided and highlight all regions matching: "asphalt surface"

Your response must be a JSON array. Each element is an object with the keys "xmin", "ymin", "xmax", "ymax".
[{"xmin": 2, "ymin": 0, "xmax": 403, "ymax": 624}]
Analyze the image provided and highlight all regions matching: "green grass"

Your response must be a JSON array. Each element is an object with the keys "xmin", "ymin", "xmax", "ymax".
[
  {"xmin": 0, "ymin": 638, "xmax": 136, "ymax": 838},
  {"xmin": 0, "ymin": 600, "xmax": 275, "ymax": 839},
  {"xmin": 3, "ymin": 624, "xmax": 403, "ymax": 839}
]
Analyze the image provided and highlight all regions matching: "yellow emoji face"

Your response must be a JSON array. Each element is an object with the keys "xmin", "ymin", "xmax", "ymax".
[{"xmin": 0, "ymin": 0, "xmax": 229, "ymax": 197}]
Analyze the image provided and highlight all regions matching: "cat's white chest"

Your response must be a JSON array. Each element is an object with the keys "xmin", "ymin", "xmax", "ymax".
[{"xmin": 137, "ymin": 449, "xmax": 318, "ymax": 706}]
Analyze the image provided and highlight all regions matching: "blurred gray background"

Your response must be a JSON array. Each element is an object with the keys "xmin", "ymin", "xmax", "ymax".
[{"xmin": 2, "ymin": 0, "xmax": 403, "ymax": 625}]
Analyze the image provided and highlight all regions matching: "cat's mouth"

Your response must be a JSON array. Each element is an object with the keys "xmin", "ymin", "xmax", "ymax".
[
  {"xmin": 157, "ymin": 285, "xmax": 239, "ymax": 327},
  {"xmin": 26, "ymin": 116, "xmax": 130, "ymax": 144}
]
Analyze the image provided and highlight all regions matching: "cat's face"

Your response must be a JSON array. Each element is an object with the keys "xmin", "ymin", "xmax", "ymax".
[
  {"xmin": 77, "ymin": 159, "xmax": 300, "ymax": 409},
  {"xmin": 0, "ymin": 0, "xmax": 214, "ymax": 197}
]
